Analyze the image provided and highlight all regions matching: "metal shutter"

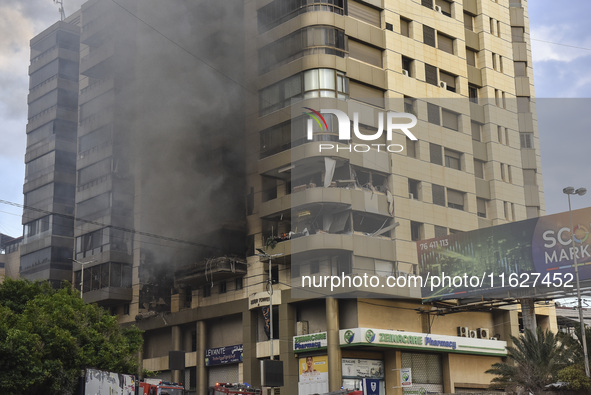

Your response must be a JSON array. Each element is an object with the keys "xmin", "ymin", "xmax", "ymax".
[
  {"xmin": 427, "ymin": 103, "xmax": 440, "ymax": 125},
  {"xmin": 348, "ymin": 1, "xmax": 381, "ymax": 27},
  {"xmin": 423, "ymin": 26, "xmax": 436, "ymax": 47},
  {"xmin": 208, "ymin": 364, "xmax": 239, "ymax": 387},
  {"xmin": 429, "ymin": 143, "xmax": 443, "ymax": 166},
  {"xmin": 421, "ymin": 0, "xmax": 434, "ymax": 9},
  {"xmin": 349, "ymin": 40, "xmax": 382, "ymax": 67},
  {"xmin": 349, "ymin": 81, "xmax": 384, "ymax": 108},
  {"xmin": 425, "ymin": 64, "xmax": 438, "ymax": 85},
  {"xmin": 432, "ymin": 184, "xmax": 445, "ymax": 206},
  {"xmin": 437, "ymin": 33, "xmax": 453, "ymax": 54}
]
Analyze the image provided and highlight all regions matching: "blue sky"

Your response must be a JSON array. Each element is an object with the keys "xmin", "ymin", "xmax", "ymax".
[{"xmin": 1, "ymin": 1, "xmax": 591, "ymax": 237}]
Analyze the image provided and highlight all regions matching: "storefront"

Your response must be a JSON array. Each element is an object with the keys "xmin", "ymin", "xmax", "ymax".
[
  {"xmin": 205, "ymin": 344, "xmax": 243, "ymax": 387},
  {"xmin": 339, "ymin": 328, "xmax": 507, "ymax": 395}
]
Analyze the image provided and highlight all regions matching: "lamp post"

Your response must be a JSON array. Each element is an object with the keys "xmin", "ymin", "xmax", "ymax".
[
  {"xmin": 257, "ymin": 248, "xmax": 283, "ymax": 361},
  {"xmin": 72, "ymin": 259, "xmax": 94, "ymax": 298},
  {"xmin": 563, "ymin": 186, "xmax": 589, "ymax": 377}
]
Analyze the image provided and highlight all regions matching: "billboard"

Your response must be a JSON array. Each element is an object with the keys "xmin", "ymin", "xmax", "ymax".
[
  {"xmin": 298, "ymin": 355, "xmax": 329, "ymax": 395},
  {"xmin": 418, "ymin": 207, "xmax": 591, "ymax": 300}
]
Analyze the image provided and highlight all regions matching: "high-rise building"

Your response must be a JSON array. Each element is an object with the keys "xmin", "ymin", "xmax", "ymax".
[
  {"xmin": 21, "ymin": 0, "xmax": 553, "ymax": 394},
  {"xmin": 20, "ymin": 15, "xmax": 80, "ymax": 286}
]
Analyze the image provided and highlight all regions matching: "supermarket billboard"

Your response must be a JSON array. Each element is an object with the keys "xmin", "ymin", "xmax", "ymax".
[{"xmin": 417, "ymin": 207, "xmax": 591, "ymax": 300}]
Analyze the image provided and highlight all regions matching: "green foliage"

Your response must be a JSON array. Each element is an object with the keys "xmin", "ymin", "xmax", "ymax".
[
  {"xmin": 558, "ymin": 365, "xmax": 591, "ymax": 391},
  {"xmin": 0, "ymin": 278, "xmax": 143, "ymax": 395},
  {"xmin": 486, "ymin": 327, "xmax": 573, "ymax": 394}
]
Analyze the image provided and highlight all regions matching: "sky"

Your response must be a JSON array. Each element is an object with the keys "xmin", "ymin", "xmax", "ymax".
[{"xmin": 1, "ymin": 0, "xmax": 591, "ymax": 238}]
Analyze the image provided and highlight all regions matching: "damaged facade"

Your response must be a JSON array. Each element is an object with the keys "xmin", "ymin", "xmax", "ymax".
[{"xmin": 20, "ymin": 0, "xmax": 554, "ymax": 394}]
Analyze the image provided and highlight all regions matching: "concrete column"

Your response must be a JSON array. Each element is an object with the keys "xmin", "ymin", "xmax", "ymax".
[
  {"xmin": 196, "ymin": 320, "xmax": 207, "ymax": 395},
  {"xmin": 279, "ymin": 300, "xmax": 296, "ymax": 395},
  {"xmin": 171, "ymin": 325, "xmax": 182, "ymax": 384},
  {"xmin": 137, "ymin": 347, "xmax": 144, "ymax": 380},
  {"xmin": 520, "ymin": 298, "xmax": 537, "ymax": 337},
  {"xmin": 243, "ymin": 309, "xmax": 261, "ymax": 387},
  {"xmin": 326, "ymin": 297, "xmax": 342, "ymax": 391},
  {"xmin": 384, "ymin": 350, "xmax": 402, "ymax": 395},
  {"xmin": 442, "ymin": 353, "xmax": 453, "ymax": 393}
]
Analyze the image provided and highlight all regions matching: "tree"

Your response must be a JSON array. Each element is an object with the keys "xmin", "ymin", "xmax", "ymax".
[
  {"xmin": 0, "ymin": 279, "xmax": 143, "ymax": 395},
  {"xmin": 486, "ymin": 327, "xmax": 572, "ymax": 394}
]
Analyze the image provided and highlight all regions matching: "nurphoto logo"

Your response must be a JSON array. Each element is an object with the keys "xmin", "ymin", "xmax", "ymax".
[{"xmin": 303, "ymin": 107, "xmax": 418, "ymax": 153}]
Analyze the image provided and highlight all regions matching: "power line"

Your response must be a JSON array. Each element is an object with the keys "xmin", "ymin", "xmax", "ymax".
[
  {"xmin": 531, "ymin": 38, "xmax": 591, "ymax": 52},
  {"xmin": 0, "ymin": 198, "xmax": 225, "ymax": 251}
]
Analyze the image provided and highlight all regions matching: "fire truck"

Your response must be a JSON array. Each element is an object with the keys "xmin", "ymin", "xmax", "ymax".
[
  {"xmin": 138, "ymin": 378, "xmax": 185, "ymax": 395},
  {"xmin": 208, "ymin": 382, "xmax": 261, "ymax": 395}
]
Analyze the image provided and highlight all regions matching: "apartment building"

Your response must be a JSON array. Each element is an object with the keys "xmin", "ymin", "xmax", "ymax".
[{"xmin": 21, "ymin": 0, "xmax": 552, "ymax": 394}]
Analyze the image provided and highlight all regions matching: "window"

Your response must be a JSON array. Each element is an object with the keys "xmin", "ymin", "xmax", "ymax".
[
  {"xmin": 386, "ymin": 22, "xmax": 393, "ymax": 31},
  {"xmin": 439, "ymin": 70, "xmax": 456, "ymax": 92},
  {"xmin": 423, "ymin": 26, "xmax": 436, "ymax": 47},
  {"xmin": 76, "ymin": 228, "xmax": 108, "ymax": 259},
  {"xmin": 402, "ymin": 56, "xmax": 413, "ymax": 77},
  {"xmin": 512, "ymin": 27, "xmax": 525, "ymax": 42},
  {"xmin": 400, "ymin": 17, "xmax": 411, "ymax": 37},
  {"xmin": 410, "ymin": 221, "xmax": 424, "ymax": 241},
  {"xmin": 490, "ymin": 18, "xmax": 495, "ymax": 34},
  {"xmin": 408, "ymin": 179, "xmax": 420, "ymax": 200},
  {"xmin": 468, "ymin": 84, "xmax": 479, "ymax": 103},
  {"xmin": 435, "ymin": 0, "xmax": 452, "ymax": 17},
  {"xmin": 258, "ymin": 0, "xmax": 345, "ymax": 32},
  {"xmin": 429, "ymin": 143, "xmax": 442, "ymax": 165},
  {"xmin": 236, "ymin": 277, "xmax": 243, "ymax": 290},
  {"xmin": 517, "ymin": 97, "xmax": 530, "ymax": 113},
  {"xmin": 349, "ymin": 39, "xmax": 383, "ymax": 67},
  {"xmin": 505, "ymin": 128, "xmax": 510, "ymax": 146},
  {"xmin": 434, "ymin": 225, "xmax": 447, "ymax": 238},
  {"xmin": 437, "ymin": 33, "xmax": 454, "ymax": 54},
  {"xmin": 497, "ymin": 20, "xmax": 502, "ymax": 37},
  {"xmin": 441, "ymin": 109, "xmax": 459, "ymax": 131},
  {"xmin": 349, "ymin": 81, "xmax": 384, "ymax": 108},
  {"xmin": 514, "ymin": 61, "xmax": 527, "ymax": 77},
  {"xmin": 499, "ymin": 55, "xmax": 504, "ymax": 73},
  {"xmin": 404, "ymin": 96, "xmax": 417, "ymax": 115},
  {"xmin": 432, "ymin": 184, "xmax": 446, "ymax": 206},
  {"xmin": 24, "ymin": 216, "xmax": 51, "ymax": 238},
  {"xmin": 259, "ymin": 69, "xmax": 348, "ymax": 115},
  {"xmin": 444, "ymin": 149, "xmax": 461, "ymax": 170},
  {"xmin": 407, "ymin": 140, "xmax": 417, "ymax": 158},
  {"xmin": 463, "ymin": 12, "xmax": 474, "ymax": 31},
  {"xmin": 427, "ymin": 103, "xmax": 440, "ymax": 125},
  {"xmin": 78, "ymin": 158, "xmax": 112, "ymax": 188},
  {"xmin": 348, "ymin": 0, "xmax": 381, "ymax": 27},
  {"xmin": 471, "ymin": 121, "xmax": 482, "ymax": 141},
  {"xmin": 421, "ymin": 0, "xmax": 434, "ymax": 9},
  {"xmin": 474, "ymin": 159, "xmax": 485, "ymax": 179},
  {"xmin": 259, "ymin": 26, "xmax": 347, "ymax": 73},
  {"xmin": 523, "ymin": 169, "xmax": 537, "ymax": 185},
  {"xmin": 520, "ymin": 132, "xmax": 534, "ymax": 148},
  {"xmin": 77, "ymin": 192, "xmax": 111, "ymax": 219},
  {"xmin": 425, "ymin": 64, "xmax": 438, "ymax": 86},
  {"xmin": 477, "ymin": 198, "xmax": 487, "ymax": 218},
  {"xmin": 220, "ymin": 282, "xmax": 227, "ymax": 294},
  {"xmin": 466, "ymin": 48, "xmax": 477, "ymax": 67},
  {"xmin": 492, "ymin": 53, "xmax": 498, "ymax": 71},
  {"xmin": 500, "ymin": 163, "xmax": 508, "ymax": 182},
  {"xmin": 447, "ymin": 189, "xmax": 465, "ymax": 210}
]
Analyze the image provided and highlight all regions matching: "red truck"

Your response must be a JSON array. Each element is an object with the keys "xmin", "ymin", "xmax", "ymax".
[
  {"xmin": 209, "ymin": 382, "xmax": 261, "ymax": 395},
  {"xmin": 138, "ymin": 379, "xmax": 185, "ymax": 395}
]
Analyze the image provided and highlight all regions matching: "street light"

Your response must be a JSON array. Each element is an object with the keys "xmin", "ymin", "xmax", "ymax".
[
  {"xmin": 72, "ymin": 258, "xmax": 95, "ymax": 298},
  {"xmin": 563, "ymin": 186, "xmax": 589, "ymax": 377},
  {"xmin": 257, "ymin": 248, "xmax": 283, "ymax": 361}
]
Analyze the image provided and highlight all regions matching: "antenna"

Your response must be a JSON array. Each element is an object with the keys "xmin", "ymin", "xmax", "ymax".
[{"xmin": 53, "ymin": 0, "xmax": 66, "ymax": 21}]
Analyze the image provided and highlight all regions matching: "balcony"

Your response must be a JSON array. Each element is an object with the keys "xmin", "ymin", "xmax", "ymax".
[{"xmin": 174, "ymin": 256, "xmax": 247, "ymax": 288}]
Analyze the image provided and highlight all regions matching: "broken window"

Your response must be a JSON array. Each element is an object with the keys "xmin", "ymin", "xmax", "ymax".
[{"xmin": 353, "ymin": 212, "xmax": 393, "ymax": 237}]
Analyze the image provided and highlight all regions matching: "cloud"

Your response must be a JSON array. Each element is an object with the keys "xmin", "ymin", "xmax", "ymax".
[{"xmin": 531, "ymin": 25, "xmax": 591, "ymax": 64}]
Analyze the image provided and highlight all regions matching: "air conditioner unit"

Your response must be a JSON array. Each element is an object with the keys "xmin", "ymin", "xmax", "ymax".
[
  {"xmin": 490, "ymin": 336, "xmax": 498, "ymax": 341},
  {"xmin": 402, "ymin": 69, "xmax": 409, "ymax": 77},
  {"xmin": 469, "ymin": 330, "xmax": 478, "ymax": 338},
  {"xmin": 439, "ymin": 81, "xmax": 448, "ymax": 89},
  {"xmin": 434, "ymin": 5, "xmax": 443, "ymax": 13},
  {"xmin": 457, "ymin": 326, "xmax": 469, "ymax": 337},
  {"xmin": 477, "ymin": 328, "xmax": 490, "ymax": 339},
  {"xmin": 296, "ymin": 321, "xmax": 309, "ymax": 336}
]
